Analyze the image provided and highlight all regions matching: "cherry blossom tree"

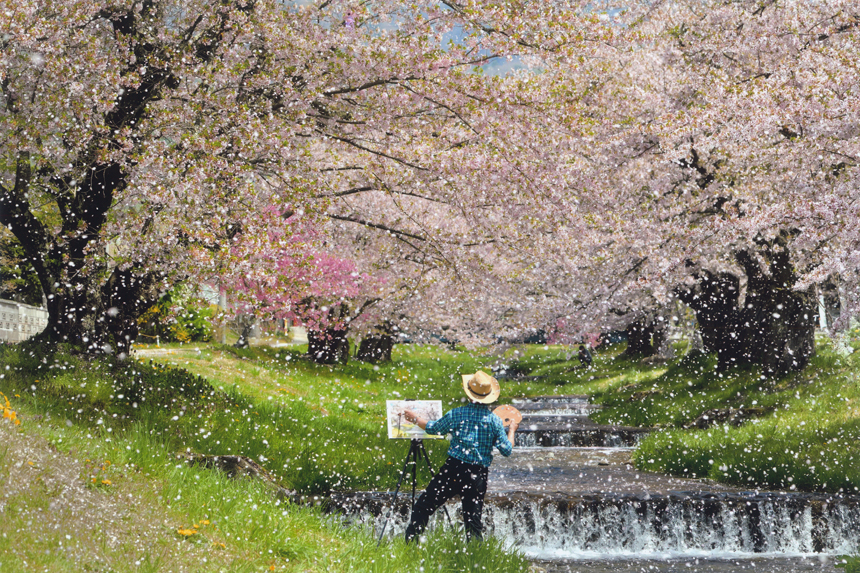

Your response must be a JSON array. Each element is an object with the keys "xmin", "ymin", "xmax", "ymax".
[
  {"xmin": 600, "ymin": 0, "xmax": 860, "ymax": 371},
  {"xmin": 0, "ymin": 0, "xmax": 614, "ymax": 357},
  {"xmin": 325, "ymin": 0, "xmax": 860, "ymax": 374},
  {"xmin": 493, "ymin": 0, "xmax": 860, "ymax": 371},
  {"xmin": 1, "ymin": 0, "xmax": 326, "ymax": 355}
]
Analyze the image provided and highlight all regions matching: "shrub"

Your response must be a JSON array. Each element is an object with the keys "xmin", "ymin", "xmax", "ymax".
[{"xmin": 138, "ymin": 286, "xmax": 214, "ymax": 343}]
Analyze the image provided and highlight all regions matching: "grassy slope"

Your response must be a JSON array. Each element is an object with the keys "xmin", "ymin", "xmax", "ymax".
[
  {"xmin": 129, "ymin": 338, "xmax": 860, "ymax": 495},
  {"xmin": 0, "ymin": 342, "xmax": 531, "ymax": 572}
]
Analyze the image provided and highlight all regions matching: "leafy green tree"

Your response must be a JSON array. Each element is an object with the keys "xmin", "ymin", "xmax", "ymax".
[{"xmin": 0, "ymin": 231, "xmax": 43, "ymax": 306}]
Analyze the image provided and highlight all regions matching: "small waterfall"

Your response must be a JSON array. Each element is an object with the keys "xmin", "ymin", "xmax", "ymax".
[
  {"xmin": 331, "ymin": 490, "xmax": 860, "ymax": 559},
  {"xmin": 521, "ymin": 406, "xmax": 603, "ymax": 416},
  {"xmin": 514, "ymin": 400, "xmax": 602, "ymax": 417},
  {"xmin": 513, "ymin": 396, "xmax": 590, "ymax": 406},
  {"xmin": 485, "ymin": 491, "xmax": 860, "ymax": 559}
]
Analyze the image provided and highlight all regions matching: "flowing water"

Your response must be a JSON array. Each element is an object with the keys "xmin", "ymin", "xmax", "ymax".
[
  {"xmin": 339, "ymin": 395, "xmax": 856, "ymax": 572},
  {"xmin": 486, "ymin": 447, "xmax": 857, "ymax": 571}
]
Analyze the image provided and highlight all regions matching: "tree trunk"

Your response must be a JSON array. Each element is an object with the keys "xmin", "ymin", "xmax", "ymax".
[
  {"xmin": 820, "ymin": 276, "xmax": 841, "ymax": 330},
  {"xmin": 677, "ymin": 270, "xmax": 744, "ymax": 367},
  {"xmin": 307, "ymin": 303, "xmax": 351, "ymax": 364},
  {"xmin": 233, "ymin": 315, "xmax": 256, "ymax": 348},
  {"xmin": 27, "ymin": 267, "xmax": 158, "ymax": 357},
  {"xmin": 356, "ymin": 333, "xmax": 394, "ymax": 363},
  {"xmin": 677, "ymin": 232, "xmax": 816, "ymax": 373},
  {"xmin": 307, "ymin": 327, "xmax": 350, "ymax": 364},
  {"xmin": 623, "ymin": 318, "xmax": 658, "ymax": 357},
  {"xmin": 101, "ymin": 268, "xmax": 160, "ymax": 356},
  {"xmin": 737, "ymin": 244, "xmax": 816, "ymax": 373}
]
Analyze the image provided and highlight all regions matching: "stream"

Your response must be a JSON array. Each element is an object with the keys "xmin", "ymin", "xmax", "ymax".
[{"xmin": 338, "ymin": 395, "xmax": 856, "ymax": 572}]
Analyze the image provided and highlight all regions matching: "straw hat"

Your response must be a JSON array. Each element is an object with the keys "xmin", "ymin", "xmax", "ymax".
[{"xmin": 461, "ymin": 370, "xmax": 501, "ymax": 404}]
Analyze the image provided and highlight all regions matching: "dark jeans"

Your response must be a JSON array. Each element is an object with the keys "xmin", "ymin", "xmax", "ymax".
[{"xmin": 404, "ymin": 456, "xmax": 489, "ymax": 543}]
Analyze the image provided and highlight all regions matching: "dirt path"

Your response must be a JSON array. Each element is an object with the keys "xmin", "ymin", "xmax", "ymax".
[{"xmin": 0, "ymin": 418, "xmax": 227, "ymax": 572}]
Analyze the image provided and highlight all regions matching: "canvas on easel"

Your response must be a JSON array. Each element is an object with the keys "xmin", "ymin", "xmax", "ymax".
[{"xmin": 386, "ymin": 400, "xmax": 443, "ymax": 439}]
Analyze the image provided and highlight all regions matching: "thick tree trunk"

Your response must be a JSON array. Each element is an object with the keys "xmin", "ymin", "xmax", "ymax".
[
  {"xmin": 623, "ymin": 318, "xmax": 658, "ymax": 357},
  {"xmin": 29, "ymin": 266, "xmax": 159, "ymax": 357},
  {"xmin": 307, "ymin": 327, "xmax": 350, "ymax": 364},
  {"xmin": 356, "ymin": 333, "xmax": 394, "ymax": 363},
  {"xmin": 677, "ymin": 232, "xmax": 816, "ymax": 373},
  {"xmin": 677, "ymin": 270, "xmax": 744, "ymax": 366},
  {"xmin": 307, "ymin": 303, "xmax": 351, "ymax": 364},
  {"xmin": 101, "ymin": 269, "xmax": 160, "ymax": 356}
]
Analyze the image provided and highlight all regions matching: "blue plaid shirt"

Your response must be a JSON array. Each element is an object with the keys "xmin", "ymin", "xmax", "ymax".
[{"xmin": 425, "ymin": 403, "xmax": 512, "ymax": 467}]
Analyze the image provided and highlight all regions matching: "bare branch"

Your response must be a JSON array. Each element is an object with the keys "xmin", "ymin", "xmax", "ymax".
[
  {"xmin": 327, "ymin": 213, "xmax": 427, "ymax": 242},
  {"xmin": 318, "ymin": 130, "xmax": 429, "ymax": 171}
]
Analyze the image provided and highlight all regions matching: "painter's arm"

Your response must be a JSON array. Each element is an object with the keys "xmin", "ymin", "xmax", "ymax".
[{"xmin": 403, "ymin": 409, "xmax": 427, "ymax": 429}]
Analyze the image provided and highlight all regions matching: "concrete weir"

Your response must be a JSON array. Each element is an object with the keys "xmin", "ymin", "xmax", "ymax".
[
  {"xmin": 485, "ymin": 490, "xmax": 860, "ymax": 557},
  {"xmin": 332, "ymin": 490, "xmax": 860, "ymax": 558},
  {"xmin": 515, "ymin": 426, "xmax": 650, "ymax": 448}
]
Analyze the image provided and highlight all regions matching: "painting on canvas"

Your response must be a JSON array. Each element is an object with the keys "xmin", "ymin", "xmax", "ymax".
[{"xmin": 386, "ymin": 400, "xmax": 444, "ymax": 439}]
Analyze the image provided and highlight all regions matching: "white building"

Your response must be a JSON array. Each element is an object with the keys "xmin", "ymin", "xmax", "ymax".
[{"xmin": 0, "ymin": 299, "xmax": 48, "ymax": 343}]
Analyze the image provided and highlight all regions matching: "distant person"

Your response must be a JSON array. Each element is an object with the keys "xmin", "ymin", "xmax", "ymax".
[
  {"xmin": 578, "ymin": 344, "xmax": 593, "ymax": 368},
  {"xmin": 402, "ymin": 370, "xmax": 518, "ymax": 543}
]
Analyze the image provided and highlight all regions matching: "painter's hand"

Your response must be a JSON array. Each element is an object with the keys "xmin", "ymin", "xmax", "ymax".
[
  {"xmin": 507, "ymin": 419, "xmax": 519, "ymax": 446},
  {"xmin": 404, "ymin": 409, "xmax": 428, "ymax": 430}
]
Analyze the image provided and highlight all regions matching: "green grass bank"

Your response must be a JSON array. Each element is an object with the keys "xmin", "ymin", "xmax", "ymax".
[
  {"xmin": 2, "ymin": 333, "xmax": 860, "ymax": 571},
  {"xmin": 0, "ymin": 340, "xmax": 536, "ymax": 572}
]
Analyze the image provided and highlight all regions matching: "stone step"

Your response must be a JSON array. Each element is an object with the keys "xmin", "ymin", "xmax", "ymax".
[
  {"xmin": 513, "ymin": 395, "xmax": 590, "ymax": 405},
  {"xmin": 514, "ymin": 401, "xmax": 601, "ymax": 411},
  {"xmin": 518, "ymin": 415, "xmax": 599, "ymax": 428},
  {"xmin": 514, "ymin": 426, "xmax": 649, "ymax": 448},
  {"xmin": 516, "ymin": 406, "xmax": 603, "ymax": 418}
]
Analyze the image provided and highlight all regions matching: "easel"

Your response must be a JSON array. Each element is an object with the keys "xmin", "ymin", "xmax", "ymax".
[{"xmin": 376, "ymin": 438, "xmax": 453, "ymax": 545}]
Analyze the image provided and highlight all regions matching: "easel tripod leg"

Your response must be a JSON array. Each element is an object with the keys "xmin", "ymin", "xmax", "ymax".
[
  {"xmin": 376, "ymin": 441, "xmax": 418, "ymax": 545},
  {"xmin": 410, "ymin": 441, "xmax": 419, "ymax": 508}
]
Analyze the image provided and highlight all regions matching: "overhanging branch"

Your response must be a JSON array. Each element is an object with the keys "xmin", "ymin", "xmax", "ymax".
[{"xmin": 327, "ymin": 213, "xmax": 427, "ymax": 242}]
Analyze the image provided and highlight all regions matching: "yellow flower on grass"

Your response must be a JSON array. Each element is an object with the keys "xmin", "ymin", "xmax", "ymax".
[
  {"xmin": 1, "ymin": 392, "xmax": 21, "ymax": 426},
  {"xmin": 177, "ymin": 528, "xmax": 197, "ymax": 537},
  {"xmin": 101, "ymin": 479, "xmax": 112, "ymax": 485}
]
